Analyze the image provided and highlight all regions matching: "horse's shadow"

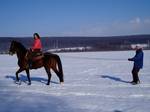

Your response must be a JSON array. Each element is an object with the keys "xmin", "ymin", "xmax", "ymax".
[
  {"xmin": 101, "ymin": 75, "xmax": 130, "ymax": 84},
  {"xmin": 5, "ymin": 74, "xmax": 59, "ymax": 84}
]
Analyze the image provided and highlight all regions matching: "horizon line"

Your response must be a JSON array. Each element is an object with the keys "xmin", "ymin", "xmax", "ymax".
[{"xmin": 0, "ymin": 34, "xmax": 150, "ymax": 38}]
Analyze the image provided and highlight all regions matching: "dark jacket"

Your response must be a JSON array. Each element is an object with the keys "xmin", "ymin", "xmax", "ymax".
[{"xmin": 128, "ymin": 49, "xmax": 144, "ymax": 69}]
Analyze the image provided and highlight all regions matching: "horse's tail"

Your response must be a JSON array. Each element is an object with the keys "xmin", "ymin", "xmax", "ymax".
[{"xmin": 55, "ymin": 55, "xmax": 64, "ymax": 82}]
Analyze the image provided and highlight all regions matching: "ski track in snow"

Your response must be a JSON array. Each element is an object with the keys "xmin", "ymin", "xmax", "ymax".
[{"xmin": 0, "ymin": 50, "xmax": 150, "ymax": 112}]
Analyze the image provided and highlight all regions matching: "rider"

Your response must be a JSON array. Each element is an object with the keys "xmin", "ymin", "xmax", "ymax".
[
  {"xmin": 28, "ymin": 33, "xmax": 42, "ymax": 68},
  {"xmin": 32, "ymin": 33, "xmax": 42, "ymax": 52}
]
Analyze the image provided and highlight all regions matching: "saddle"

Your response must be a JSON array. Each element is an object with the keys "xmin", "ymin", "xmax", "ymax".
[
  {"xmin": 32, "ymin": 52, "xmax": 44, "ymax": 61},
  {"xmin": 26, "ymin": 50, "xmax": 44, "ymax": 62}
]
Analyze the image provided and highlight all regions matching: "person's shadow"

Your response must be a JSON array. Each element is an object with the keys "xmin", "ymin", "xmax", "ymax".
[
  {"xmin": 101, "ymin": 75, "xmax": 130, "ymax": 83},
  {"xmin": 5, "ymin": 74, "xmax": 59, "ymax": 84}
]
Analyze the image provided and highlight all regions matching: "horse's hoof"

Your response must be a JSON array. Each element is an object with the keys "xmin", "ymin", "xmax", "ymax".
[
  {"xmin": 15, "ymin": 80, "xmax": 21, "ymax": 85},
  {"xmin": 46, "ymin": 83, "xmax": 50, "ymax": 85},
  {"xmin": 60, "ymin": 82, "xmax": 64, "ymax": 85},
  {"xmin": 28, "ymin": 82, "xmax": 31, "ymax": 85}
]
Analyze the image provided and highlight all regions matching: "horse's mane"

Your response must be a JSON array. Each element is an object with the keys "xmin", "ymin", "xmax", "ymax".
[{"xmin": 12, "ymin": 40, "xmax": 27, "ymax": 52}]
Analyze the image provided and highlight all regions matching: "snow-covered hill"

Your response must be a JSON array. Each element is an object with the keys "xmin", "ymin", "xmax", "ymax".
[{"xmin": 0, "ymin": 50, "xmax": 150, "ymax": 112}]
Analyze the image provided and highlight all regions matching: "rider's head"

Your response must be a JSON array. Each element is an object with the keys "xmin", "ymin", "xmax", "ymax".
[{"xmin": 33, "ymin": 33, "xmax": 40, "ymax": 40}]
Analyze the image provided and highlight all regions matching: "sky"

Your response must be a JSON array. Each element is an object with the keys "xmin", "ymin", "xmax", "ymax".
[{"xmin": 0, "ymin": 0, "xmax": 150, "ymax": 37}]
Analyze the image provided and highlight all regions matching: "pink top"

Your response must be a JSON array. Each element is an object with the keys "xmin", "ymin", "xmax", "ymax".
[{"xmin": 32, "ymin": 38, "xmax": 42, "ymax": 51}]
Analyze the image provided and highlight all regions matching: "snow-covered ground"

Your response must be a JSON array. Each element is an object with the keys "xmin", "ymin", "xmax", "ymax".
[{"xmin": 0, "ymin": 50, "xmax": 150, "ymax": 112}]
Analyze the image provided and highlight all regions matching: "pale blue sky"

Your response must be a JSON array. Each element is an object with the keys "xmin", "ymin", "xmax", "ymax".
[{"xmin": 0, "ymin": 0, "xmax": 150, "ymax": 37}]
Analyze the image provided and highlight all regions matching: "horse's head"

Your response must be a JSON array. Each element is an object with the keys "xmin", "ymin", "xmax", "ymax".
[
  {"xmin": 9, "ymin": 40, "xmax": 27, "ymax": 56},
  {"xmin": 9, "ymin": 41, "xmax": 18, "ymax": 55}
]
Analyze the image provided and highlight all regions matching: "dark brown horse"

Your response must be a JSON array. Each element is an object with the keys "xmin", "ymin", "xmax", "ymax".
[{"xmin": 9, "ymin": 41, "xmax": 64, "ymax": 85}]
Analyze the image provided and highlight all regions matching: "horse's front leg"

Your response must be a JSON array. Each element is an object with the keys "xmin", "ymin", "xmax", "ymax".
[
  {"xmin": 25, "ymin": 69, "xmax": 31, "ymax": 85},
  {"xmin": 15, "ymin": 68, "xmax": 24, "ymax": 84}
]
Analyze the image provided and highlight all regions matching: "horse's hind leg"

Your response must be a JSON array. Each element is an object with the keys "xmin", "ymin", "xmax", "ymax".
[
  {"xmin": 44, "ymin": 67, "xmax": 51, "ymax": 85},
  {"xmin": 25, "ymin": 69, "xmax": 31, "ymax": 85},
  {"xmin": 53, "ymin": 69, "xmax": 64, "ymax": 83}
]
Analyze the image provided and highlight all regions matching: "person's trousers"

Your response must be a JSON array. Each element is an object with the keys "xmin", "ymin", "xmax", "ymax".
[{"xmin": 132, "ymin": 67, "xmax": 140, "ymax": 83}]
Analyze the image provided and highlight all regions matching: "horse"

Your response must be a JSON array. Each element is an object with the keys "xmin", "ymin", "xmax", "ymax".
[{"xmin": 9, "ymin": 40, "xmax": 64, "ymax": 85}]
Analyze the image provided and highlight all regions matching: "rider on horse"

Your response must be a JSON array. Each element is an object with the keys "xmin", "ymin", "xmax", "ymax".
[
  {"xmin": 32, "ymin": 33, "xmax": 42, "ymax": 52},
  {"xmin": 28, "ymin": 33, "xmax": 43, "ymax": 68}
]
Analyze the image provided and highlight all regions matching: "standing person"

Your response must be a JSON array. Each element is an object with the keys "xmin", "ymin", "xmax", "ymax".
[
  {"xmin": 28, "ymin": 33, "xmax": 43, "ymax": 68},
  {"xmin": 128, "ymin": 45, "xmax": 144, "ymax": 85}
]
